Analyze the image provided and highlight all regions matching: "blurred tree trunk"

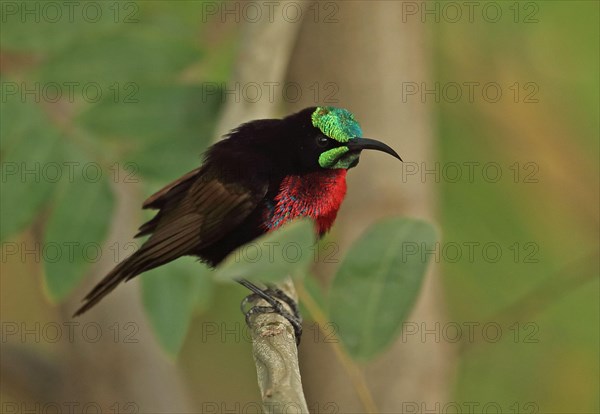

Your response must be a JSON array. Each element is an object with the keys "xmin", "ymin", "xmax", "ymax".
[{"xmin": 286, "ymin": 2, "xmax": 455, "ymax": 412}]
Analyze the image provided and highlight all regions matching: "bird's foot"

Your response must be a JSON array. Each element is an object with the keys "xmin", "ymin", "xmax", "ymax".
[{"xmin": 239, "ymin": 281, "xmax": 302, "ymax": 345}]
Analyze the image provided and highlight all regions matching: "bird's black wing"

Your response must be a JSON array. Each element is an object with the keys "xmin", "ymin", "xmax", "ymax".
[
  {"xmin": 141, "ymin": 166, "xmax": 202, "ymax": 211},
  {"xmin": 73, "ymin": 167, "xmax": 268, "ymax": 316}
]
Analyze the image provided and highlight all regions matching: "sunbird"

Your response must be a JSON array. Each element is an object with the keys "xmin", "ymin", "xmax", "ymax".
[{"xmin": 74, "ymin": 106, "xmax": 402, "ymax": 341}]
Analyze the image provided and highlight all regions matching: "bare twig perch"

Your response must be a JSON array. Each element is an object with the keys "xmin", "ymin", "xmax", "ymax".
[
  {"xmin": 247, "ymin": 279, "xmax": 308, "ymax": 413},
  {"xmin": 213, "ymin": 2, "xmax": 309, "ymax": 412}
]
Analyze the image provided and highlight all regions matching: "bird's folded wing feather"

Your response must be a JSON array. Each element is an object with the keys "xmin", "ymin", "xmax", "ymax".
[
  {"xmin": 72, "ymin": 170, "xmax": 268, "ymax": 316},
  {"xmin": 142, "ymin": 167, "xmax": 202, "ymax": 210},
  {"xmin": 136, "ymin": 171, "xmax": 268, "ymax": 259}
]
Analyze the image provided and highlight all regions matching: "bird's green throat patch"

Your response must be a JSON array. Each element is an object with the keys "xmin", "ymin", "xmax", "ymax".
[{"xmin": 312, "ymin": 107, "xmax": 363, "ymax": 169}]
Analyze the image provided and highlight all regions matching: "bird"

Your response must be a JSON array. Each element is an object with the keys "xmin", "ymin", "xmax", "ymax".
[{"xmin": 74, "ymin": 106, "xmax": 402, "ymax": 341}]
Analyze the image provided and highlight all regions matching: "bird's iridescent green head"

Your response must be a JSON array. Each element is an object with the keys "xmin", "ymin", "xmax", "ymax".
[
  {"xmin": 310, "ymin": 106, "xmax": 402, "ymax": 169},
  {"xmin": 311, "ymin": 107, "xmax": 363, "ymax": 144},
  {"xmin": 312, "ymin": 107, "xmax": 362, "ymax": 169}
]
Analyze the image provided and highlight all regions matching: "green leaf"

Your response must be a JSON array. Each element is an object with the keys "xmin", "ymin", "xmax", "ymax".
[
  {"xmin": 0, "ymin": 100, "xmax": 64, "ymax": 241},
  {"xmin": 38, "ymin": 28, "xmax": 199, "ymax": 87},
  {"xmin": 0, "ymin": 1, "xmax": 204, "ymax": 54},
  {"xmin": 0, "ymin": 3, "xmax": 123, "ymax": 53},
  {"xmin": 329, "ymin": 217, "xmax": 438, "ymax": 361},
  {"xmin": 43, "ymin": 163, "xmax": 114, "ymax": 301},
  {"xmin": 298, "ymin": 273, "xmax": 328, "ymax": 323},
  {"xmin": 214, "ymin": 219, "xmax": 315, "ymax": 283},
  {"xmin": 77, "ymin": 85, "xmax": 201, "ymax": 140},
  {"xmin": 141, "ymin": 257, "xmax": 213, "ymax": 356},
  {"xmin": 76, "ymin": 84, "xmax": 220, "ymax": 181}
]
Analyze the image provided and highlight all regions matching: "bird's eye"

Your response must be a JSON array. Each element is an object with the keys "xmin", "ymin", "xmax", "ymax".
[{"xmin": 316, "ymin": 136, "xmax": 329, "ymax": 148}]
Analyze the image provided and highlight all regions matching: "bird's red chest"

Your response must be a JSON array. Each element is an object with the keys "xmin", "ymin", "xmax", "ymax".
[{"xmin": 265, "ymin": 170, "xmax": 347, "ymax": 235}]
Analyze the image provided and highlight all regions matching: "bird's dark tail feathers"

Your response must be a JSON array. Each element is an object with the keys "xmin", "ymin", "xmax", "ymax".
[{"xmin": 73, "ymin": 248, "xmax": 162, "ymax": 317}]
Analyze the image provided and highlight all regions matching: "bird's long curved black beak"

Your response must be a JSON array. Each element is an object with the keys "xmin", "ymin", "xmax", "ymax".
[{"xmin": 347, "ymin": 138, "xmax": 403, "ymax": 161}]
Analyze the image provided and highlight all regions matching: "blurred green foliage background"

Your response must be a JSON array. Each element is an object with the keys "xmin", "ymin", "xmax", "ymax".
[
  {"xmin": 1, "ymin": 1, "xmax": 598, "ymax": 413},
  {"xmin": 433, "ymin": 3, "xmax": 598, "ymax": 411}
]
